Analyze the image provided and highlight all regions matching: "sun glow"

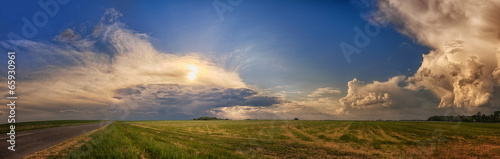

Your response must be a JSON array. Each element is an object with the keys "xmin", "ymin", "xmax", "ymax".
[{"xmin": 187, "ymin": 65, "xmax": 199, "ymax": 81}]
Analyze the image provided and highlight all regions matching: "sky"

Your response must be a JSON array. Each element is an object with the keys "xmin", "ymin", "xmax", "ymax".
[{"xmin": 0, "ymin": 0, "xmax": 499, "ymax": 122}]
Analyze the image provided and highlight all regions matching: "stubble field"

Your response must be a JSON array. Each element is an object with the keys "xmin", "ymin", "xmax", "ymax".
[{"xmin": 57, "ymin": 120, "xmax": 500, "ymax": 158}]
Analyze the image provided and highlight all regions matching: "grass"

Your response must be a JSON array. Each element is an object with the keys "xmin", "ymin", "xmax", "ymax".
[
  {"xmin": 61, "ymin": 120, "xmax": 500, "ymax": 158},
  {"xmin": 0, "ymin": 120, "xmax": 103, "ymax": 134}
]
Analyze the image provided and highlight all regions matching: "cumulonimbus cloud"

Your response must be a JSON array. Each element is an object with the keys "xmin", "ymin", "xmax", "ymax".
[
  {"xmin": 340, "ymin": 77, "xmax": 395, "ymax": 108},
  {"xmin": 347, "ymin": 0, "xmax": 500, "ymax": 109}
]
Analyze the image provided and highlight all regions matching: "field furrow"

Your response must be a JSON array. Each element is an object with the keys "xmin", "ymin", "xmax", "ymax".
[{"xmin": 61, "ymin": 121, "xmax": 500, "ymax": 158}]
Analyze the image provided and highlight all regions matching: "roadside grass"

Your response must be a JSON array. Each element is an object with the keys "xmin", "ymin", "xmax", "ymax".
[
  {"xmin": 0, "ymin": 120, "xmax": 103, "ymax": 134},
  {"xmin": 64, "ymin": 120, "xmax": 500, "ymax": 158},
  {"xmin": 25, "ymin": 122, "xmax": 112, "ymax": 159}
]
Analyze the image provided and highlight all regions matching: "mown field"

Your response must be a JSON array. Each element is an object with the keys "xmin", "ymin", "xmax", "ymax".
[
  {"xmin": 0, "ymin": 120, "xmax": 102, "ymax": 134},
  {"xmin": 63, "ymin": 120, "xmax": 500, "ymax": 158}
]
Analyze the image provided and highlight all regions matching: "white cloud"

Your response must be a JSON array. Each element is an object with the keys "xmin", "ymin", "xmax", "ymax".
[
  {"xmin": 308, "ymin": 87, "xmax": 341, "ymax": 98},
  {"xmin": 196, "ymin": 0, "xmax": 500, "ymax": 119},
  {"xmin": 210, "ymin": 102, "xmax": 344, "ymax": 120},
  {"xmin": 4, "ymin": 2, "xmax": 499, "ymax": 122},
  {"xmin": 4, "ymin": 24, "xmax": 247, "ymax": 107},
  {"xmin": 0, "ymin": 15, "xmax": 248, "ymax": 121},
  {"xmin": 53, "ymin": 29, "xmax": 81, "ymax": 43},
  {"xmin": 212, "ymin": 88, "xmax": 347, "ymax": 120},
  {"xmin": 339, "ymin": 77, "xmax": 401, "ymax": 108},
  {"xmin": 366, "ymin": 0, "xmax": 500, "ymax": 108}
]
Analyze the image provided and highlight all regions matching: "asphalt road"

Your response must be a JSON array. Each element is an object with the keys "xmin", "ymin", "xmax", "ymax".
[{"xmin": 0, "ymin": 121, "xmax": 113, "ymax": 159}]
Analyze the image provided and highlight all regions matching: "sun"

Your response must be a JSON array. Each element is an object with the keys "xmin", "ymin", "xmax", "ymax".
[
  {"xmin": 187, "ymin": 65, "xmax": 199, "ymax": 81},
  {"xmin": 188, "ymin": 72, "xmax": 197, "ymax": 81}
]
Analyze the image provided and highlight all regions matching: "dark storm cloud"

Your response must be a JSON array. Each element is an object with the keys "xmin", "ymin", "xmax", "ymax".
[
  {"xmin": 106, "ymin": 84, "xmax": 283, "ymax": 119},
  {"xmin": 245, "ymin": 96, "xmax": 281, "ymax": 106},
  {"xmin": 116, "ymin": 87, "xmax": 142, "ymax": 96},
  {"xmin": 114, "ymin": 84, "xmax": 281, "ymax": 108}
]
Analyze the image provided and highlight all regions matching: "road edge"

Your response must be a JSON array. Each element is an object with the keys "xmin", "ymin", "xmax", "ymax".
[{"xmin": 24, "ymin": 121, "xmax": 114, "ymax": 159}]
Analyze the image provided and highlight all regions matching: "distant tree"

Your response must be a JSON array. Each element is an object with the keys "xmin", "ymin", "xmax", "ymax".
[
  {"xmin": 294, "ymin": 118, "xmax": 299, "ymax": 120},
  {"xmin": 427, "ymin": 111, "xmax": 499, "ymax": 123},
  {"xmin": 494, "ymin": 111, "xmax": 500, "ymax": 122},
  {"xmin": 193, "ymin": 116, "xmax": 224, "ymax": 120}
]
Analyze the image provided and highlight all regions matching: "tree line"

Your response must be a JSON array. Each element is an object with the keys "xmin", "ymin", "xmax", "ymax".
[
  {"xmin": 427, "ymin": 111, "xmax": 500, "ymax": 122},
  {"xmin": 192, "ymin": 116, "xmax": 230, "ymax": 120}
]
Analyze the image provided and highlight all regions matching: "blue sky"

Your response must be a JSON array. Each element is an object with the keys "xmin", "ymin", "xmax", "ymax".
[
  {"xmin": 0, "ymin": 0, "xmax": 427, "ymax": 91},
  {"xmin": 2, "ymin": 0, "xmax": 497, "ymax": 121}
]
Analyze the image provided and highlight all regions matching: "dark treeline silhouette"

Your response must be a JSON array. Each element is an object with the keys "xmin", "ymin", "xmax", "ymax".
[
  {"xmin": 428, "ymin": 111, "xmax": 500, "ymax": 122},
  {"xmin": 192, "ymin": 116, "xmax": 229, "ymax": 120}
]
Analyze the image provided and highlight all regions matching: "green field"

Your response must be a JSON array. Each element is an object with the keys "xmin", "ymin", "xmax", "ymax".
[
  {"xmin": 60, "ymin": 120, "xmax": 500, "ymax": 158},
  {"xmin": 0, "ymin": 120, "xmax": 103, "ymax": 134}
]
